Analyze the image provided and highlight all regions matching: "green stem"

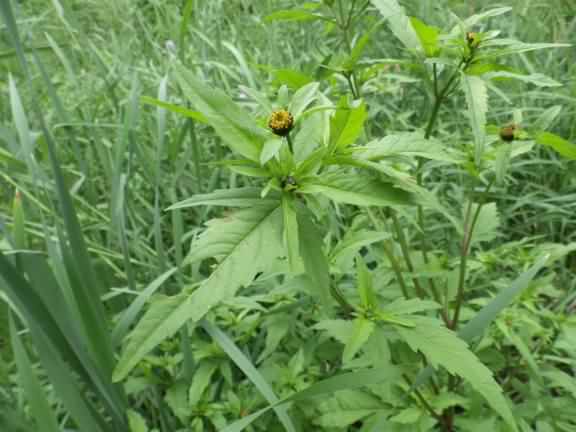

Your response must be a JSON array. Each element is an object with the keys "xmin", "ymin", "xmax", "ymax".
[
  {"xmin": 391, "ymin": 212, "xmax": 424, "ymax": 298},
  {"xmin": 450, "ymin": 179, "xmax": 495, "ymax": 329},
  {"xmin": 286, "ymin": 133, "xmax": 294, "ymax": 154}
]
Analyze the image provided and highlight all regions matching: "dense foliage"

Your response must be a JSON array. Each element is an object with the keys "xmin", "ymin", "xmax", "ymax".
[{"xmin": 1, "ymin": 0, "xmax": 576, "ymax": 431}]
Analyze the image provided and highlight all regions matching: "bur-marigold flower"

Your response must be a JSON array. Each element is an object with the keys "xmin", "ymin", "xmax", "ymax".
[
  {"xmin": 466, "ymin": 32, "xmax": 480, "ymax": 47},
  {"xmin": 499, "ymin": 124, "xmax": 517, "ymax": 142},
  {"xmin": 268, "ymin": 110, "xmax": 294, "ymax": 137}
]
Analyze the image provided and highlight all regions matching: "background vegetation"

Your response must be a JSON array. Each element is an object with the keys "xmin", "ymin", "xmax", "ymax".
[{"xmin": 0, "ymin": 0, "xmax": 575, "ymax": 431}]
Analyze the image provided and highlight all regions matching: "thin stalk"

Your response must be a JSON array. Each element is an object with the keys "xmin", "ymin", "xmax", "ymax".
[
  {"xmin": 367, "ymin": 209, "xmax": 410, "ymax": 298},
  {"xmin": 391, "ymin": 212, "xmax": 424, "ymax": 298},
  {"xmin": 450, "ymin": 179, "xmax": 495, "ymax": 329},
  {"xmin": 402, "ymin": 374, "xmax": 444, "ymax": 424}
]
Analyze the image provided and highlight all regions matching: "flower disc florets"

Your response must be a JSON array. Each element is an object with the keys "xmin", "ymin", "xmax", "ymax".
[
  {"xmin": 499, "ymin": 124, "xmax": 517, "ymax": 142},
  {"xmin": 268, "ymin": 110, "xmax": 294, "ymax": 137}
]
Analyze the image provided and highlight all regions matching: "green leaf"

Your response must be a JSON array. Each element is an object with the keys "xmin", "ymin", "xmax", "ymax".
[
  {"xmin": 167, "ymin": 188, "xmax": 268, "ymax": 210},
  {"xmin": 201, "ymin": 321, "xmax": 295, "ymax": 432},
  {"xmin": 265, "ymin": 9, "xmax": 322, "ymax": 23},
  {"xmin": 10, "ymin": 317, "xmax": 60, "ymax": 432},
  {"xmin": 112, "ymin": 267, "xmax": 178, "ymax": 345},
  {"xmin": 113, "ymin": 202, "xmax": 283, "ymax": 381},
  {"xmin": 221, "ymin": 366, "xmax": 401, "ymax": 432},
  {"xmin": 484, "ymin": 71, "xmax": 562, "ymax": 88},
  {"xmin": 462, "ymin": 74, "xmax": 488, "ymax": 165},
  {"xmin": 273, "ymin": 68, "xmax": 314, "ymax": 90},
  {"xmin": 343, "ymin": 318, "xmax": 375, "ymax": 363},
  {"xmin": 396, "ymin": 317, "xmax": 517, "ymax": 431},
  {"xmin": 298, "ymin": 212, "xmax": 331, "ymax": 306},
  {"xmin": 357, "ymin": 132, "xmax": 457, "ymax": 162},
  {"xmin": 477, "ymin": 41, "xmax": 570, "ymax": 61},
  {"xmin": 470, "ymin": 203, "xmax": 500, "ymax": 245},
  {"xmin": 411, "ymin": 17, "xmax": 439, "ymax": 57},
  {"xmin": 449, "ymin": 7, "xmax": 512, "ymax": 35},
  {"xmin": 329, "ymin": 98, "xmax": 367, "ymax": 152},
  {"xmin": 188, "ymin": 361, "xmax": 218, "ymax": 406},
  {"xmin": 411, "ymin": 255, "xmax": 547, "ymax": 402},
  {"xmin": 127, "ymin": 410, "xmax": 148, "ymax": 432},
  {"xmin": 299, "ymin": 171, "xmax": 415, "ymax": 207},
  {"xmin": 369, "ymin": 0, "xmax": 422, "ymax": 52},
  {"xmin": 356, "ymin": 256, "xmax": 376, "ymax": 309},
  {"xmin": 535, "ymin": 132, "xmax": 576, "ymax": 160},
  {"xmin": 330, "ymin": 230, "xmax": 391, "ymax": 269},
  {"xmin": 289, "ymin": 82, "xmax": 319, "ymax": 118},
  {"xmin": 140, "ymin": 96, "xmax": 208, "ymax": 123},
  {"xmin": 175, "ymin": 65, "xmax": 267, "ymax": 161}
]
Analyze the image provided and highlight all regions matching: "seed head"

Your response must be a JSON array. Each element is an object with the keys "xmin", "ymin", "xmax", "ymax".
[
  {"xmin": 466, "ymin": 32, "xmax": 480, "ymax": 48},
  {"xmin": 268, "ymin": 110, "xmax": 294, "ymax": 137},
  {"xmin": 499, "ymin": 124, "xmax": 517, "ymax": 142}
]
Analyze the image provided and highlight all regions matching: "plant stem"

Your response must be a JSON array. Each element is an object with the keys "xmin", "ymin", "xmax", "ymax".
[
  {"xmin": 450, "ymin": 179, "xmax": 495, "ymax": 329},
  {"xmin": 391, "ymin": 212, "xmax": 425, "ymax": 298}
]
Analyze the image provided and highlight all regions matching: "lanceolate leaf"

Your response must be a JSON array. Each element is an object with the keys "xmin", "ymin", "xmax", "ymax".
[
  {"xmin": 535, "ymin": 132, "xmax": 576, "ymax": 160},
  {"xmin": 411, "ymin": 256, "xmax": 548, "ymax": 408},
  {"xmin": 396, "ymin": 317, "xmax": 517, "ymax": 431},
  {"xmin": 175, "ymin": 65, "xmax": 268, "ymax": 161},
  {"xmin": 113, "ymin": 202, "xmax": 284, "ymax": 381},
  {"xmin": 221, "ymin": 366, "xmax": 401, "ymax": 432},
  {"xmin": 462, "ymin": 74, "xmax": 488, "ymax": 166},
  {"xmin": 167, "ymin": 188, "xmax": 269, "ymax": 210},
  {"xmin": 299, "ymin": 171, "xmax": 415, "ymax": 207},
  {"xmin": 357, "ymin": 132, "xmax": 457, "ymax": 162},
  {"xmin": 329, "ymin": 99, "xmax": 367, "ymax": 152},
  {"xmin": 298, "ymin": 211, "xmax": 331, "ymax": 306},
  {"xmin": 201, "ymin": 321, "xmax": 295, "ymax": 432},
  {"xmin": 369, "ymin": 0, "xmax": 422, "ymax": 53}
]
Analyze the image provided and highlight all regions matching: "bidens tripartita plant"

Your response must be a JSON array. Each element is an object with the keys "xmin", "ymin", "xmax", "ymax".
[{"xmin": 113, "ymin": 2, "xmax": 573, "ymax": 431}]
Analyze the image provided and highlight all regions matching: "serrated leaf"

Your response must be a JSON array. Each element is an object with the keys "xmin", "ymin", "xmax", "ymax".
[
  {"xmin": 357, "ymin": 132, "xmax": 457, "ymax": 162},
  {"xmin": 314, "ymin": 320, "xmax": 354, "ymax": 345},
  {"xmin": 113, "ymin": 203, "xmax": 283, "ymax": 381},
  {"xmin": 477, "ymin": 40, "xmax": 570, "ymax": 61},
  {"xmin": 330, "ymin": 230, "xmax": 391, "ymax": 268},
  {"xmin": 298, "ymin": 212, "xmax": 331, "ymax": 306},
  {"xmin": 411, "ymin": 17, "xmax": 439, "ymax": 57},
  {"xmin": 470, "ymin": 203, "xmax": 500, "ymax": 245},
  {"xmin": 221, "ymin": 366, "xmax": 401, "ymax": 432},
  {"xmin": 369, "ymin": 0, "xmax": 422, "ymax": 52},
  {"xmin": 396, "ymin": 316, "xmax": 517, "ymax": 431},
  {"xmin": 127, "ymin": 410, "xmax": 148, "ymax": 432},
  {"xmin": 449, "ymin": 7, "xmax": 512, "ymax": 35},
  {"xmin": 462, "ymin": 74, "xmax": 488, "ymax": 166},
  {"xmin": 202, "ymin": 321, "xmax": 295, "ymax": 432},
  {"xmin": 329, "ymin": 99, "xmax": 367, "ymax": 151},
  {"xmin": 185, "ymin": 200, "xmax": 280, "ymax": 264},
  {"xmin": 289, "ymin": 82, "xmax": 319, "ymax": 118},
  {"xmin": 299, "ymin": 171, "xmax": 415, "ymax": 207},
  {"xmin": 175, "ymin": 65, "xmax": 267, "ymax": 161},
  {"xmin": 167, "ymin": 188, "xmax": 267, "ymax": 210},
  {"xmin": 485, "ymin": 71, "xmax": 562, "ymax": 88},
  {"xmin": 343, "ymin": 319, "xmax": 375, "ymax": 363},
  {"xmin": 265, "ymin": 9, "xmax": 322, "ymax": 23}
]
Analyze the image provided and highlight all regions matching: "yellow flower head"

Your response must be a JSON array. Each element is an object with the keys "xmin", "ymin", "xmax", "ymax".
[{"xmin": 268, "ymin": 110, "xmax": 294, "ymax": 137}]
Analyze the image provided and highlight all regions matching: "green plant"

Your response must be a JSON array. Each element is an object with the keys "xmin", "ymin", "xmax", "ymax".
[{"xmin": 1, "ymin": 1, "xmax": 576, "ymax": 431}]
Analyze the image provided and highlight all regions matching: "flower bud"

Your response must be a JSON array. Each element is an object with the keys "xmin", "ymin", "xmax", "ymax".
[
  {"xmin": 466, "ymin": 32, "xmax": 480, "ymax": 48},
  {"xmin": 499, "ymin": 125, "xmax": 517, "ymax": 142},
  {"xmin": 268, "ymin": 110, "xmax": 294, "ymax": 137}
]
